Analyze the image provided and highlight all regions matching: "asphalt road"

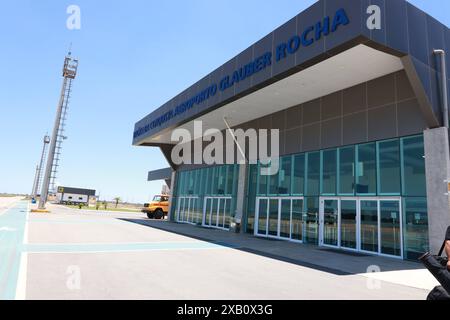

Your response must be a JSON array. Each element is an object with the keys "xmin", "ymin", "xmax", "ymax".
[{"xmin": 0, "ymin": 200, "xmax": 430, "ymax": 300}]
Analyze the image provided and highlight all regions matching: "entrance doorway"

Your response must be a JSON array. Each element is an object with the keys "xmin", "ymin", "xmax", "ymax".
[
  {"xmin": 255, "ymin": 197, "xmax": 304, "ymax": 242},
  {"xmin": 176, "ymin": 197, "xmax": 200, "ymax": 225},
  {"xmin": 203, "ymin": 197, "xmax": 232, "ymax": 230},
  {"xmin": 319, "ymin": 198, "xmax": 403, "ymax": 258}
]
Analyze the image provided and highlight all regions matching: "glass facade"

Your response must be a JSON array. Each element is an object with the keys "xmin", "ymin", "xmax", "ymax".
[
  {"xmin": 172, "ymin": 135, "xmax": 428, "ymax": 261},
  {"xmin": 173, "ymin": 164, "xmax": 238, "ymax": 230},
  {"xmin": 244, "ymin": 134, "xmax": 428, "ymax": 260}
]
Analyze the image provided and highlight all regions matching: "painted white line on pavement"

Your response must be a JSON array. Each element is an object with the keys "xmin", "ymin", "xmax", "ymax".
[
  {"xmin": 15, "ymin": 253, "xmax": 28, "ymax": 300},
  {"xmin": 15, "ymin": 201, "xmax": 30, "ymax": 300}
]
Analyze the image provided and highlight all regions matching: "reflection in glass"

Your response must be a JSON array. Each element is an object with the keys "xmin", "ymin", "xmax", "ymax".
[
  {"xmin": 356, "ymin": 143, "xmax": 376, "ymax": 194},
  {"xmin": 258, "ymin": 165, "xmax": 268, "ymax": 195},
  {"xmin": 380, "ymin": 201, "xmax": 401, "ymax": 257},
  {"xmin": 293, "ymin": 154, "xmax": 305, "ymax": 195},
  {"xmin": 404, "ymin": 198, "xmax": 429, "ymax": 260},
  {"xmin": 211, "ymin": 198, "xmax": 218, "ymax": 227},
  {"xmin": 224, "ymin": 199, "xmax": 231, "ymax": 229},
  {"xmin": 291, "ymin": 200, "xmax": 304, "ymax": 241},
  {"xmin": 269, "ymin": 199, "xmax": 279, "ymax": 236},
  {"xmin": 204, "ymin": 198, "xmax": 211, "ymax": 225},
  {"xmin": 340, "ymin": 200, "xmax": 357, "ymax": 249},
  {"xmin": 378, "ymin": 140, "xmax": 401, "ymax": 194},
  {"xmin": 226, "ymin": 166, "xmax": 235, "ymax": 195},
  {"xmin": 305, "ymin": 197, "xmax": 319, "ymax": 244},
  {"xmin": 279, "ymin": 157, "xmax": 292, "ymax": 195},
  {"xmin": 323, "ymin": 200, "xmax": 338, "ymax": 246},
  {"xmin": 339, "ymin": 147, "xmax": 355, "ymax": 195},
  {"xmin": 402, "ymin": 136, "xmax": 426, "ymax": 196},
  {"xmin": 218, "ymin": 198, "xmax": 225, "ymax": 228},
  {"xmin": 280, "ymin": 200, "xmax": 291, "ymax": 238},
  {"xmin": 306, "ymin": 153, "xmax": 320, "ymax": 196},
  {"xmin": 360, "ymin": 201, "xmax": 378, "ymax": 253},
  {"xmin": 258, "ymin": 199, "xmax": 268, "ymax": 235}
]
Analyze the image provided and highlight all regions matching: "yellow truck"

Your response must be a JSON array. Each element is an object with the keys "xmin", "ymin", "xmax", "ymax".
[{"xmin": 142, "ymin": 195, "xmax": 169, "ymax": 219}]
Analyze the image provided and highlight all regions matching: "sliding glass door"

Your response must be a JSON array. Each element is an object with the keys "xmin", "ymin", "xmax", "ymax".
[
  {"xmin": 319, "ymin": 198, "xmax": 403, "ymax": 258},
  {"xmin": 255, "ymin": 197, "xmax": 304, "ymax": 242}
]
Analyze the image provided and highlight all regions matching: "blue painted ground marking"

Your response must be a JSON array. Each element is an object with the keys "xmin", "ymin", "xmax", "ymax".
[{"xmin": 0, "ymin": 201, "xmax": 28, "ymax": 300}]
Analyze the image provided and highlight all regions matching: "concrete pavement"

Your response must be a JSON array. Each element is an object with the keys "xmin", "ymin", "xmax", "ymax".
[{"xmin": 0, "ymin": 202, "xmax": 436, "ymax": 300}]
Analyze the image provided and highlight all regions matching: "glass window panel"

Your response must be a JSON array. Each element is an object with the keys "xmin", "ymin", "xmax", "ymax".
[
  {"xmin": 177, "ymin": 172, "xmax": 182, "ymax": 196},
  {"xmin": 280, "ymin": 199, "xmax": 291, "ymax": 238},
  {"xmin": 293, "ymin": 154, "xmax": 305, "ymax": 195},
  {"xmin": 404, "ymin": 198, "xmax": 429, "ymax": 260},
  {"xmin": 322, "ymin": 150, "xmax": 337, "ymax": 195},
  {"xmin": 196, "ymin": 198, "xmax": 203, "ymax": 225},
  {"xmin": 402, "ymin": 136, "xmax": 426, "ymax": 196},
  {"xmin": 340, "ymin": 200, "xmax": 357, "ymax": 249},
  {"xmin": 205, "ymin": 168, "xmax": 212, "ymax": 195},
  {"xmin": 204, "ymin": 198, "xmax": 212, "ymax": 226},
  {"xmin": 199, "ymin": 170, "xmax": 206, "ymax": 196},
  {"xmin": 291, "ymin": 199, "xmax": 304, "ymax": 241},
  {"xmin": 217, "ymin": 166, "xmax": 226, "ymax": 195},
  {"xmin": 246, "ymin": 165, "xmax": 258, "ymax": 234},
  {"xmin": 304, "ymin": 197, "xmax": 319, "ymax": 244},
  {"xmin": 177, "ymin": 197, "xmax": 184, "ymax": 222},
  {"xmin": 191, "ymin": 198, "xmax": 197, "ymax": 224},
  {"xmin": 360, "ymin": 200, "xmax": 379, "ymax": 253},
  {"xmin": 306, "ymin": 152, "xmax": 320, "ymax": 196},
  {"xmin": 378, "ymin": 140, "xmax": 401, "ymax": 194},
  {"xmin": 258, "ymin": 164, "xmax": 268, "ymax": 195},
  {"xmin": 182, "ymin": 197, "xmax": 188, "ymax": 222},
  {"xmin": 380, "ymin": 201, "xmax": 402, "ymax": 257},
  {"xmin": 188, "ymin": 171, "xmax": 195, "ymax": 195},
  {"xmin": 268, "ymin": 199, "xmax": 279, "ymax": 236},
  {"xmin": 323, "ymin": 200, "xmax": 339, "ymax": 246},
  {"xmin": 218, "ymin": 198, "xmax": 225, "ymax": 228},
  {"xmin": 356, "ymin": 143, "xmax": 377, "ymax": 194},
  {"xmin": 211, "ymin": 198, "xmax": 219, "ymax": 227},
  {"xmin": 278, "ymin": 157, "xmax": 292, "ymax": 195},
  {"xmin": 338, "ymin": 146, "xmax": 355, "ymax": 195},
  {"xmin": 179, "ymin": 172, "xmax": 186, "ymax": 196},
  {"xmin": 258, "ymin": 199, "xmax": 268, "ymax": 235},
  {"xmin": 269, "ymin": 165, "xmax": 279, "ymax": 195},
  {"xmin": 224, "ymin": 199, "xmax": 231, "ymax": 229},
  {"xmin": 193, "ymin": 171, "xmax": 201, "ymax": 195},
  {"xmin": 212, "ymin": 168, "xmax": 219, "ymax": 195},
  {"xmin": 226, "ymin": 165, "xmax": 235, "ymax": 195}
]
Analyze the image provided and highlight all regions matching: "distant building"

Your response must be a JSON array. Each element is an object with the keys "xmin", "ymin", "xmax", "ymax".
[{"xmin": 56, "ymin": 186, "xmax": 96, "ymax": 205}]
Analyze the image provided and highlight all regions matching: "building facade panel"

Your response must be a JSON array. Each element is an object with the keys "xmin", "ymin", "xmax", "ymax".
[{"xmin": 135, "ymin": 1, "xmax": 450, "ymax": 261}]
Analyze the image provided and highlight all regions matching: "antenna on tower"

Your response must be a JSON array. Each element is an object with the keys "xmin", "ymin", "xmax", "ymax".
[{"xmin": 38, "ymin": 50, "xmax": 79, "ymax": 210}]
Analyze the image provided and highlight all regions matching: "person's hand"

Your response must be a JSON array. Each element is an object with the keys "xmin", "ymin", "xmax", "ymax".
[{"xmin": 446, "ymin": 240, "xmax": 450, "ymax": 270}]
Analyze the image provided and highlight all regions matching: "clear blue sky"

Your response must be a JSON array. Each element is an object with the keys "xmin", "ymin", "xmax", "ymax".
[{"xmin": 0, "ymin": 0, "xmax": 448, "ymax": 203}]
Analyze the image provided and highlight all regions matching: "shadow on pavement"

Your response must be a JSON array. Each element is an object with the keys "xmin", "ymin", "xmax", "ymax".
[{"xmin": 121, "ymin": 218, "xmax": 424, "ymax": 276}]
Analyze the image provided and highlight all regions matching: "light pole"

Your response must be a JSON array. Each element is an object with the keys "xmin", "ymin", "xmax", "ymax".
[{"xmin": 38, "ymin": 53, "xmax": 78, "ymax": 210}]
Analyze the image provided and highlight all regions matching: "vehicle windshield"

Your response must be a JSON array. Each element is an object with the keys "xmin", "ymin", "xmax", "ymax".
[{"xmin": 153, "ymin": 196, "xmax": 168, "ymax": 202}]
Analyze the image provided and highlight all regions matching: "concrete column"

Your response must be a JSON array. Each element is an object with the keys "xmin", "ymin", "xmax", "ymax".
[
  {"xmin": 233, "ymin": 164, "xmax": 248, "ymax": 233},
  {"xmin": 167, "ymin": 171, "xmax": 177, "ymax": 222},
  {"xmin": 424, "ymin": 127, "xmax": 450, "ymax": 253}
]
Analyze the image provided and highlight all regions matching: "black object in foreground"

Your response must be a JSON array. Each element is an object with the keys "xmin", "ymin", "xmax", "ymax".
[{"xmin": 419, "ymin": 227, "xmax": 450, "ymax": 300}]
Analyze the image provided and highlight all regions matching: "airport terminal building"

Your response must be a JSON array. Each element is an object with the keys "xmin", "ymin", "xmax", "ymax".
[{"xmin": 133, "ymin": 0, "xmax": 450, "ymax": 261}]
